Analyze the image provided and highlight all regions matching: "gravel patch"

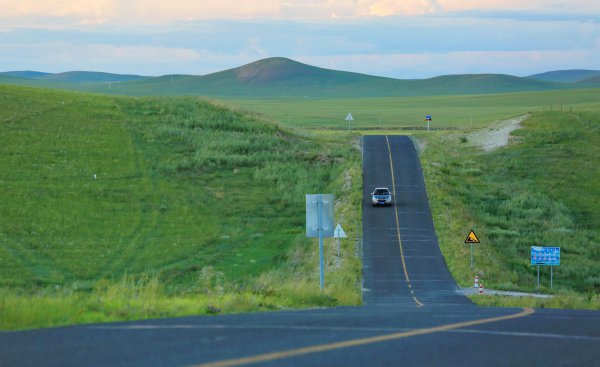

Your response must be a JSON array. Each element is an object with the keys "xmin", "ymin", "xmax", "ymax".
[{"xmin": 468, "ymin": 115, "xmax": 529, "ymax": 151}]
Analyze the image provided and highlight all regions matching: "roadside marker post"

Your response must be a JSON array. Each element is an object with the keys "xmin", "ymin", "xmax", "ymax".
[
  {"xmin": 306, "ymin": 194, "xmax": 335, "ymax": 290},
  {"xmin": 464, "ymin": 229, "xmax": 480, "ymax": 270},
  {"xmin": 345, "ymin": 113, "xmax": 354, "ymax": 130},
  {"xmin": 333, "ymin": 223, "xmax": 347, "ymax": 259},
  {"xmin": 474, "ymin": 275, "xmax": 479, "ymax": 289}
]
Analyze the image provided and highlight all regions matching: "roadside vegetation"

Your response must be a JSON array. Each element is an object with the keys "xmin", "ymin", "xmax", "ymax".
[
  {"xmin": 417, "ymin": 110, "xmax": 600, "ymax": 309},
  {"xmin": 0, "ymin": 84, "xmax": 362, "ymax": 330}
]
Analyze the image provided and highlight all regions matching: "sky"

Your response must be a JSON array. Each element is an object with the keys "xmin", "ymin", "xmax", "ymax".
[{"xmin": 0, "ymin": 0, "xmax": 599, "ymax": 78}]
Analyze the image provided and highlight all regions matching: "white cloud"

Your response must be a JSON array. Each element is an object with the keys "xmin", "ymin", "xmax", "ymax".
[{"xmin": 438, "ymin": 0, "xmax": 600, "ymax": 13}]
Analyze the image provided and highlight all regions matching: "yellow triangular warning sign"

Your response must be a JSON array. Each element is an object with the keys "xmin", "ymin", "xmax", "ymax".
[{"xmin": 464, "ymin": 229, "xmax": 480, "ymax": 244}]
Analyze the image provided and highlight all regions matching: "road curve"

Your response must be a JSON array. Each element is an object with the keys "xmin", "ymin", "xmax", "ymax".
[{"xmin": 2, "ymin": 135, "xmax": 600, "ymax": 366}]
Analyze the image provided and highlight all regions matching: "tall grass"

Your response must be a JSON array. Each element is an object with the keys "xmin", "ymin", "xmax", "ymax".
[
  {"xmin": 0, "ymin": 85, "xmax": 362, "ymax": 330},
  {"xmin": 418, "ymin": 110, "xmax": 600, "ymax": 303}
]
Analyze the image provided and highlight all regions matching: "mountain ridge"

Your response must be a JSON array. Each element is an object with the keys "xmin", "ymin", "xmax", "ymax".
[{"xmin": 1, "ymin": 57, "xmax": 597, "ymax": 98}]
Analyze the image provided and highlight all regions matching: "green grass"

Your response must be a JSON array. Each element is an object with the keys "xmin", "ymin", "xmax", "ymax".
[
  {"xmin": 0, "ymin": 84, "xmax": 363, "ymax": 330},
  {"xmin": 220, "ymin": 89, "xmax": 600, "ymax": 129},
  {"xmin": 417, "ymin": 110, "xmax": 600, "ymax": 307}
]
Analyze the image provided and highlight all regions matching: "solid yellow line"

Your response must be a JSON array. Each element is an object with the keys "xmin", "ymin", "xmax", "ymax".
[
  {"xmin": 385, "ymin": 135, "xmax": 424, "ymax": 307},
  {"xmin": 192, "ymin": 308, "xmax": 535, "ymax": 367}
]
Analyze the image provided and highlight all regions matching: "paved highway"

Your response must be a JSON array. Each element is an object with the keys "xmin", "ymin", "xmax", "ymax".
[{"xmin": 2, "ymin": 135, "xmax": 600, "ymax": 366}]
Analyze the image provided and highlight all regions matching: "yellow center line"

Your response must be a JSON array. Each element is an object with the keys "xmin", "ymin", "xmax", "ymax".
[
  {"xmin": 192, "ymin": 308, "xmax": 535, "ymax": 367},
  {"xmin": 385, "ymin": 135, "xmax": 424, "ymax": 307}
]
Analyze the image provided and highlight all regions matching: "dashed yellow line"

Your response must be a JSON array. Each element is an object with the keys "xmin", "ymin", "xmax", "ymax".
[
  {"xmin": 385, "ymin": 135, "xmax": 424, "ymax": 307},
  {"xmin": 192, "ymin": 308, "xmax": 535, "ymax": 367}
]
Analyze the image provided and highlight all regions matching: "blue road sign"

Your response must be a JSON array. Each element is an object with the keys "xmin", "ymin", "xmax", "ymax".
[{"xmin": 531, "ymin": 246, "xmax": 560, "ymax": 266}]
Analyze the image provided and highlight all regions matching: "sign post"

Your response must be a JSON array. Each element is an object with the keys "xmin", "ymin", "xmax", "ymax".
[
  {"xmin": 464, "ymin": 229, "xmax": 480, "ymax": 269},
  {"xmin": 333, "ymin": 223, "xmax": 347, "ymax": 258},
  {"xmin": 345, "ymin": 113, "xmax": 354, "ymax": 130},
  {"xmin": 425, "ymin": 115, "xmax": 432, "ymax": 132},
  {"xmin": 306, "ymin": 194, "xmax": 334, "ymax": 290},
  {"xmin": 531, "ymin": 246, "xmax": 560, "ymax": 289}
]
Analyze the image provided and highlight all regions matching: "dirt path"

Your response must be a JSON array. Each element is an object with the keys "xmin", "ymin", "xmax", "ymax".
[{"xmin": 468, "ymin": 115, "xmax": 528, "ymax": 151}]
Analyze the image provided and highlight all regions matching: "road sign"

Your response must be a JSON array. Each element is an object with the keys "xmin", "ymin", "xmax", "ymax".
[
  {"xmin": 306, "ymin": 194, "xmax": 334, "ymax": 238},
  {"xmin": 345, "ymin": 113, "xmax": 354, "ymax": 121},
  {"xmin": 531, "ymin": 246, "xmax": 560, "ymax": 289},
  {"xmin": 425, "ymin": 115, "xmax": 432, "ymax": 131},
  {"xmin": 464, "ymin": 230, "xmax": 480, "ymax": 243},
  {"xmin": 465, "ymin": 229, "xmax": 480, "ymax": 270},
  {"xmin": 531, "ymin": 246, "xmax": 560, "ymax": 266},
  {"xmin": 306, "ymin": 194, "xmax": 335, "ymax": 290},
  {"xmin": 333, "ymin": 224, "xmax": 347, "ymax": 238}
]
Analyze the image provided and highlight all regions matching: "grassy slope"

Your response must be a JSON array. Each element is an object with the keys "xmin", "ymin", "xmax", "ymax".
[
  {"xmin": 528, "ymin": 70, "xmax": 600, "ymax": 83},
  {"xmin": 0, "ymin": 84, "xmax": 362, "ymax": 329},
  {"xmin": 222, "ymin": 89, "xmax": 600, "ymax": 129},
  {"xmin": 418, "ymin": 110, "xmax": 600, "ymax": 307}
]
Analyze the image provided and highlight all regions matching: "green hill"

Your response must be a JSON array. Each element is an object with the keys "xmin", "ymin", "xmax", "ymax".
[
  {"xmin": 527, "ymin": 70, "xmax": 600, "ymax": 83},
  {"xmin": 83, "ymin": 58, "xmax": 568, "ymax": 98},
  {"xmin": 1, "ymin": 70, "xmax": 147, "ymax": 83},
  {"xmin": 577, "ymin": 76, "xmax": 600, "ymax": 86},
  {"xmin": 0, "ymin": 84, "xmax": 361, "ymax": 329},
  {"xmin": 37, "ymin": 71, "xmax": 147, "ymax": 83},
  {"xmin": 420, "ymin": 109, "xmax": 600, "ymax": 307},
  {"xmin": 0, "ymin": 71, "xmax": 52, "ymax": 79},
  {"xmin": 2, "ymin": 57, "xmax": 589, "ymax": 98}
]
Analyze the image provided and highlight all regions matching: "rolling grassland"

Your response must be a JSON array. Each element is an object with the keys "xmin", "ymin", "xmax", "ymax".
[
  {"xmin": 0, "ymin": 85, "xmax": 362, "ymax": 329},
  {"xmin": 222, "ymin": 88, "xmax": 600, "ymax": 129},
  {"xmin": 417, "ymin": 110, "xmax": 600, "ymax": 308}
]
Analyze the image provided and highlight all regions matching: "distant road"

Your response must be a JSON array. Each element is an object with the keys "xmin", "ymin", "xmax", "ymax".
[{"xmin": 2, "ymin": 135, "xmax": 600, "ymax": 367}]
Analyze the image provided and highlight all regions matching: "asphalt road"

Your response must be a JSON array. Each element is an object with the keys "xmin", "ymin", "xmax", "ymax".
[{"xmin": 2, "ymin": 135, "xmax": 600, "ymax": 367}]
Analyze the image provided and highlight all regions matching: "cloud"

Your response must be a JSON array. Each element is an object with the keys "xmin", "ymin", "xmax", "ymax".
[{"xmin": 0, "ymin": 0, "xmax": 444, "ymax": 25}]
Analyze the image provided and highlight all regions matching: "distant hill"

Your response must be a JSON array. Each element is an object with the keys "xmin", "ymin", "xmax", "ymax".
[
  {"xmin": 73, "ymin": 57, "xmax": 574, "ymax": 98},
  {"xmin": 0, "ymin": 71, "xmax": 52, "ymax": 79},
  {"xmin": 0, "ymin": 70, "xmax": 147, "ymax": 83},
  {"xmin": 1, "ymin": 57, "xmax": 595, "ymax": 98},
  {"xmin": 577, "ymin": 75, "xmax": 600, "ymax": 85},
  {"xmin": 527, "ymin": 70, "xmax": 600, "ymax": 83}
]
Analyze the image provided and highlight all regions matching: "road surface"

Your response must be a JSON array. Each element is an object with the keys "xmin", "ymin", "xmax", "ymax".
[{"xmin": 2, "ymin": 135, "xmax": 599, "ymax": 366}]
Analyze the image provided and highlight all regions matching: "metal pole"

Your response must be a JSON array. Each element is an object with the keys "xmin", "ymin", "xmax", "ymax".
[
  {"xmin": 470, "ymin": 243, "xmax": 474, "ymax": 270},
  {"xmin": 551, "ymin": 266, "xmax": 553, "ymax": 289},
  {"xmin": 537, "ymin": 265, "xmax": 540, "ymax": 288},
  {"xmin": 337, "ymin": 237, "xmax": 340, "ymax": 259},
  {"xmin": 318, "ymin": 194, "xmax": 324, "ymax": 290}
]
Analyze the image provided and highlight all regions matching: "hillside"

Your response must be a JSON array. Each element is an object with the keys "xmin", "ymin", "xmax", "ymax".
[
  {"xmin": 0, "ymin": 84, "xmax": 362, "ymax": 329},
  {"xmin": 577, "ymin": 75, "xmax": 600, "ymax": 85},
  {"xmin": 1, "ymin": 57, "xmax": 590, "ymax": 98},
  {"xmin": 0, "ymin": 70, "xmax": 147, "ymax": 83},
  {"xmin": 420, "ymin": 111, "xmax": 600, "ymax": 295},
  {"xmin": 527, "ymin": 69, "xmax": 600, "ymax": 83},
  {"xmin": 0, "ymin": 71, "xmax": 52, "ymax": 79}
]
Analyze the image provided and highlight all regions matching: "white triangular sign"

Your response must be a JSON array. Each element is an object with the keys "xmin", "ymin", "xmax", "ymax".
[
  {"xmin": 345, "ymin": 113, "xmax": 353, "ymax": 121},
  {"xmin": 333, "ymin": 224, "xmax": 347, "ymax": 238}
]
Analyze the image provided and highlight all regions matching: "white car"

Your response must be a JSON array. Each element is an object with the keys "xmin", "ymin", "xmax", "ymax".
[{"xmin": 371, "ymin": 187, "xmax": 392, "ymax": 207}]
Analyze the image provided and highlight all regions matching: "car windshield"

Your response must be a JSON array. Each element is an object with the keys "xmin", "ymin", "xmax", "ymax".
[{"xmin": 374, "ymin": 189, "xmax": 389, "ymax": 195}]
